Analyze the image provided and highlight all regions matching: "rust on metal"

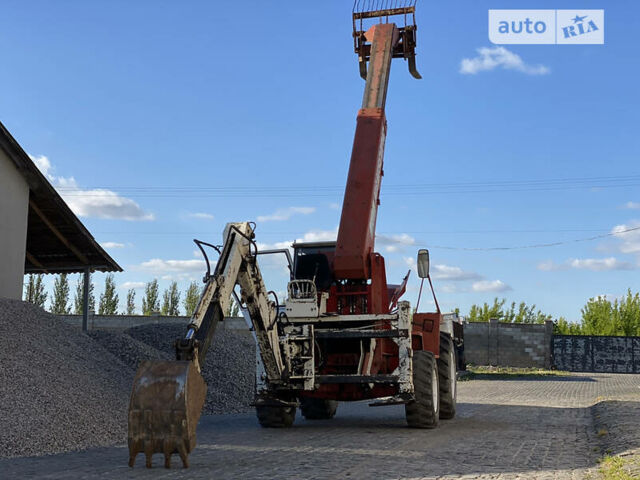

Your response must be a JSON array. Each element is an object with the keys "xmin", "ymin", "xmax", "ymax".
[
  {"xmin": 352, "ymin": 0, "xmax": 421, "ymax": 79},
  {"xmin": 128, "ymin": 360, "xmax": 206, "ymax": 468}
]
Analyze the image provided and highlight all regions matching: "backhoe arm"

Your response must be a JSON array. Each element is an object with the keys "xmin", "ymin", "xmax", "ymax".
[
  {"xmin": 176, "ymin": 222, "xmax": 285, "ymax": 381},
  {"xmin": 128, "ymin": 222, "xmax": 285, "ymax": 469}
]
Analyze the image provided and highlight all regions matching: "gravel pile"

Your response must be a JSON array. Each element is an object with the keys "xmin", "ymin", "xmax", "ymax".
[
  {"xmin": 0, "ymin": 299, "xmax": 132, "ymax": 458},
  {"xmin": 126, "ymin": 323, "xmax": 255, "ymax": 415},
  {"xmin": 86, "ymin": 330, "xmax": 170, "ymax": 371},
  {"xmin": 0, "ymin": 299, "xmax": 256, "ymax": 458}
]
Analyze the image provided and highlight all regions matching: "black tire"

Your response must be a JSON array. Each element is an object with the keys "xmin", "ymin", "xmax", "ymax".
[
  {"xmin": 405, "ymin": 350, "xmax": 439, "ymax": 428},
  {"xmin": 256, "ymin": 404, "xmax": 296, "ymax": 428},
  {"xmin": 299, "ymin": 398, "xmax": 338, "ymax": 420},
  {"xmin": 438, "ymin": 333, "xmax": 457, "ymax": 420}
]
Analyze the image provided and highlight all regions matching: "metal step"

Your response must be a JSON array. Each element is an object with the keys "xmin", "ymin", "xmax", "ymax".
[
  {"xmin": 316, "ymin": 374, "xmax": 398, "ymax": 384},
  {"xmin": 315, "ymin": 329, "xmax": 407, "ymax": 339}
]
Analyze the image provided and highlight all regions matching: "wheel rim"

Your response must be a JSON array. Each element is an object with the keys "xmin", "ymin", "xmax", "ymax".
[{"xmin": 432, "ymin": 366, "xmax": 438, "ymax": 411}]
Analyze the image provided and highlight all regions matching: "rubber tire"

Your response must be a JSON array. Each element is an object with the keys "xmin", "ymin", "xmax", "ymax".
[
  {"xmin": 256, "ymin": 405, "xmax": 296, "ymax": 428},
  {"xmin": 405, "ymin": 350, "xmax": 439, "ymax": 428},
  {"xmin": 299, "ymin": 398, "xmax": 338, "ymax": 420},
  {"xmin": 438, "ymin": 333, "xmax": 457, "ymax": 420}
]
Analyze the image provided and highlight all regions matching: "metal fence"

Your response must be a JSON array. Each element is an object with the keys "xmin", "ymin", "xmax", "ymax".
[{"xmin": 553, "ymin": 335, "xmax": 640, "ymax": 373}]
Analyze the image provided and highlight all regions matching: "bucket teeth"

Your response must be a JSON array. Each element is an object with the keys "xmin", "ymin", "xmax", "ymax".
[{"xmin": 127, "ymin": 360, "xmax": 207, "ymax": 468}]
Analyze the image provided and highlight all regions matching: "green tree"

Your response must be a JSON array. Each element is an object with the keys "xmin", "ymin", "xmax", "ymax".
[
  {"xmin": 98, "ymin": 274, "xmax": 119, "ymax": 315},
  {"xmin": 504, "ymin": 301, "xmax": 551, "ymax": 324},
  {"xmin": 73, "ymin": 274, "xmax": 95, "ymax": 314},
  {"xmin": 468, "ymin": 298, "xmax": 506, "ymax": 322},
  {"xmin": 183, "ymin": 281, "xmax": 201, "ymax": 316},
  {"xmin": 125, "ymin": 289, "xmax": 136, "ymax": 315},
  {"xmin": 469, "ymin": 298, "xmax": 552, "ymax": 324},
  {"xmin": 50, "ymin": 274, "xmax": 71, "ymax": 314},
  {"xmin": 616, "ymin": 289, "xmax": 640, "ymax": 336},
  {"xmin": 24, "ymin": 274, "xmax": 47, "ymax": 308},
  {"xmin": 142, "ymin": 279, "xmax": 160, "ymax": 315},
  {"xmin": 161, "ymin": 281, "xmax": 181, "ymax": 316},
  {"xmin": 581, "ymin": 296, "xmax": 616, "ymax": 336},
  {"xmin": 554, "ymin": 317, "xmax": 583, "ymax": 335}
]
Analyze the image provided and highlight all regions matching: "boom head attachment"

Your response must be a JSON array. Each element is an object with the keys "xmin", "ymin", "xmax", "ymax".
[{"xmin": 352, "ymin": 0, "xmax": 422, "ymax": 80}]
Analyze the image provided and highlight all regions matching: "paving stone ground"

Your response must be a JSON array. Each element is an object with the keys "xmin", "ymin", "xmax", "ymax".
[{"xmin": 2, "ymin": 372, "xmax": 639, "ymax": 479}]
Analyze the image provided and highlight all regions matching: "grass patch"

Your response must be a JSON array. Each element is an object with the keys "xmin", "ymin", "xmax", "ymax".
[
  {"xmin": 459, "ymin": 365, "xmax": 569, "ymax": 381},
  {"xmin": 598, "ymin": 455, "xmax": 636, "ymax": 480}
]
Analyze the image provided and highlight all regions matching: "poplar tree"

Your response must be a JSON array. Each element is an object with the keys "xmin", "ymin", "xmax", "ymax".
[
  {"xmin": 73, "ymin": 274, "xmax": 95, "ymax": 314},
  {"xmin": 142, "ymin": 279, "xmax": 160, "ymax": 315},
  {"xmin": 98, "ymin": 274, "xmax": 119, "ymax": 315},
  {"xmin": 50, "ymin": 274, "xmax": 71, "ymax": 314},
  {"xmin": 183, "ymin": 281, "xmax": 201, "ymax": 316},
  {"xmin": 24, "ymin": 274, "xmax": 47, "ymax": 308},
  {"xmin": 126, "ymin": 289, "xmax": 136, "ymax": 315},
  {"xmin": 161, "ymin": 281, "xmax": 181, "ymax": 316}
]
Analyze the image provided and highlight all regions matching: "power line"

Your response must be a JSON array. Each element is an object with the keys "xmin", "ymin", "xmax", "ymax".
[
  {"xmin": 55, "ymin": 173, "xmax": 640, "ymax": 198},
  {"xmin": 425, "ymin": 225, "xmax": 640, "ymax": 251},
  {"xmin": 94, "ymin": 225, "xmax": 640, "ymax": 250}
]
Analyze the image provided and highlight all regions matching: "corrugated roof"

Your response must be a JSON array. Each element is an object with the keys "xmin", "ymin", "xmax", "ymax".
[{"xmin": 0, "ymin": 121, "xmax": 122, "ymax": 274}]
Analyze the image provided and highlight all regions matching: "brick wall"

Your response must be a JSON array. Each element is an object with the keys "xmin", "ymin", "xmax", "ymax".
[
  {"xmin": 464, "ymin": 319, "xmax": 554, "ymax": 368},
  {"xmin": 553, "ymin": 335, "xmax": 640, "ymax": 373}
]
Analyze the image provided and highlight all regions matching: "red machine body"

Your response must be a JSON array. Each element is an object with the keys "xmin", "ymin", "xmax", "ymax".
[{"xmin": 292, "ymin": 22, "xmax": 442, "ymax": 402}]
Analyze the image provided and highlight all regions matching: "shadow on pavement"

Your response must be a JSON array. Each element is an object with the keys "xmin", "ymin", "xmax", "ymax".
[
  {"xmin": 462, "ymin": 373, "xmax": 598, "ymax": 382},
  {"xmin": 1, "ymin": 399, "xmax": 638, "ymax": 479}
]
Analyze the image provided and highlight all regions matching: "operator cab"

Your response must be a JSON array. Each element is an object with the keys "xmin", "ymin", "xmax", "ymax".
[
  {"xmin": 284, "ymin": 241, "xmax": 336, "ymax": 319},
  {"xmin": 291, "ymin": 241, "xmax": 336, "ymax": 291}
]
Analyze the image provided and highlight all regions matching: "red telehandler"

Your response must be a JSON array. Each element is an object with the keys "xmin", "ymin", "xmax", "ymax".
[{"xmin": 127, "ymin": 1, "xmax": 462, "ymax": 468}]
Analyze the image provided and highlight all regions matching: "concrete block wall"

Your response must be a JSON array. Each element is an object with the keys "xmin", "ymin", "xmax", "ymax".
[{"xmin": 464, "ymin": 320, "xmax": 554, "ymax": 368}]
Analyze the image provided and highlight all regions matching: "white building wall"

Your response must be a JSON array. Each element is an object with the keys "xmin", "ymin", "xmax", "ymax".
[{"xmin": 0, "ymin": 150, "xmax": 29, "ymax": 299}]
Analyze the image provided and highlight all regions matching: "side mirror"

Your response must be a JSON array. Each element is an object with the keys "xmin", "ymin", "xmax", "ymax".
[{"xmin": 417, "ymin": 249, "xmax": 430, "ymax": 279}]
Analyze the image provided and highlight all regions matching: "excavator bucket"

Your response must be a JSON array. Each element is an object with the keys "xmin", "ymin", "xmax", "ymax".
[
  {"xmin": 352, "ymin": 0, "xmax": 422, "ymax": 79},
  {"xmin": 128, "ymin": 360, "xmax": 207, "ymax": 468}
]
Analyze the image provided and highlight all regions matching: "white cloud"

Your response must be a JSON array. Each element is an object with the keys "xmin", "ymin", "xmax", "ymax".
[
  {"xmin": 611, "ymin": 221, "xmax": 640, "ymax": 254},
  {"xmin": 537, "ymin": 260, "xmax": 561, "ymax": 271},
  {"xmin": 431, "ymin": 264, "xmax": 482, "ymax": 281},
  {"xmin": 460, "ymin": 46, "xmax": 550, "ymax": 75},
  {"xmin": 472, "ymin": 280, "xmax": 512, "ymax": 293},
  {"xmin": 297, "ymin": 228, "xmax": 337, "ymax": 243},
  {"xmin": 404, "ymin": 256, "xmax": 417, "ymax": 271},
  {"xmin": 329, "ymin": 202, "xmax": 341, "ymax": 210},
  {"xmin": 100, "ymin": 241, "xmax": 125, "ymax": 249},
  {"xmin": 31, "ymin": 154, "xmax": 154, "ymax": 221},
  {"xmin": 121, "ymin": 281, "xmax": 145, "ymax": 290},
  {"xmin": 377, "ymin": 233, "xmax": 416, "ymax": 253},
  {"xmin": 257, "ymin": 206, "xmax": 315, "ymax": 222},
  {"xmin": 256, "ymin": 228, "xmax": 337, "ymax": 254},
  {"xmin": 623, "ymin": 201, "xmax": 640, "ymax": 210},
  {"xmin": 31, "ymin": 154, "xmax": 52, "ymax": 177},
  {"xmin": 188, "ymin": 212, "xmax": 215, "ymax": 220},
  {"xmin": 137, "ymin": 258, "xmax": 206, "ymax": 274},
  {"xmin": 569, "ymin": 257, "xmax": 634, "ymax": 271},
  {"xmin": 256, "ymin": 240, "xmax": 293, "ymax": 251},
  {"xmin": 441, "ymin": 284, "xmax": 467, "ymax": 294},
  {"xmin": 538, "ymin": 257, "xmax": 635, "ymax": 271},
  {"xmin": 403, "ymin": 257, "xmax": 482, "ymax": 282}
]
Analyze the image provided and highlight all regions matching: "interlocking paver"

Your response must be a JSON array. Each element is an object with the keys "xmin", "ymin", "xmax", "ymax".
[{"xmin": 1, "ymin": 372, "xmax": 639, "ymax": 479}]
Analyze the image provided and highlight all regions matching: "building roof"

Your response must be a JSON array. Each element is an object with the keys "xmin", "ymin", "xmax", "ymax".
[{"xmin": 0, "ymin": 121, "xmax": 122, "ymax": 274}]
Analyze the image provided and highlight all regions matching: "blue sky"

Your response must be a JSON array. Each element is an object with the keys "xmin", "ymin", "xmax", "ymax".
[{"xmin": 2, "ymin": 1, "xmax": 639, "ymax": 320}]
